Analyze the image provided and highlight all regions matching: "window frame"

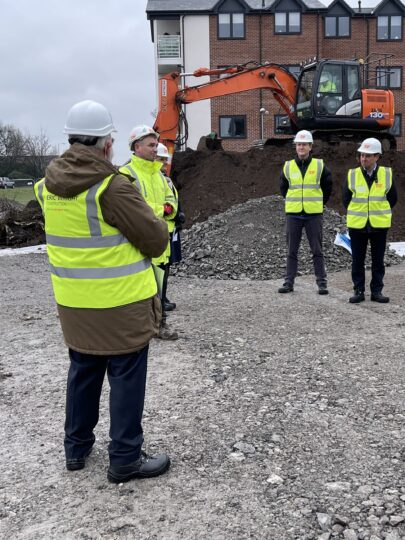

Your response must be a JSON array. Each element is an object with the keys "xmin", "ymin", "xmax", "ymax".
[
  {"xmin": 376, "ymin": 66, "xmax": 402, "ymax": 89},
  {"xmin": 377, "ymin": 14, "xmax": 403, "ymax": 41},
  {"xmin": 324, "ymin": 15, "xmax": 351, "ymax": 38},
  {"xmin": 219, "ymin": 115, "xmax": 247, "ymax": 139},
  {"xmin": 274, "ymin": 114, "xmax": 291, "ymax": 134},
  {"xmin": 217, "ymin": 12, "xmax": 245, "ymax": 40},
  {"xmin": 274, "ymin": 11, "xmax": 301, "ymax": 35}
]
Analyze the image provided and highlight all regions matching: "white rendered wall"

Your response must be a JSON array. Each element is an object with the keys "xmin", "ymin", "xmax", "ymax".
[{"xmin": 182, "ymin": 16, "xmax": 211, "ymax": 149}]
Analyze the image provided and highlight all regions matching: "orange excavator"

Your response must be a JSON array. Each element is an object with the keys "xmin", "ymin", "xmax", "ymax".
[{"xmin": 153, "ymin": 58, "xmax": 395, "ymax": 170}]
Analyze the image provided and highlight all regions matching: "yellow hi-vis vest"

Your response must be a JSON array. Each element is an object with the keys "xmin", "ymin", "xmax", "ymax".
[
  {"xmin": 34, "ymin": 175, "xmax": 157, "ymax": 309},
  {"xmin": 284, "ymin": 158, "xmax": 324, "ymax": 214},
  {"xmin": 347, "ymin": 167, "xmax": 392, "ymax": 229},
  {"xmin": 119, "ymin": 156, "xmax": 177, "ymax": 264},
  {"xmin": 164, "ymin": 176, "xmax": 178, "ymax": 234}
]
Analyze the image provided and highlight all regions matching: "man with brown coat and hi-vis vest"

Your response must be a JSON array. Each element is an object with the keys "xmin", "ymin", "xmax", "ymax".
[
  {"xmin": 343, "ymin": 138, "xmax": 397, "ymax": 304},
  {"xmin": 279, "ymin": 130, "xmax": 332, "ymax": 295},
  {"xmin": 35, "ymin": 100, "xmax": 171, "ymax": 484}
]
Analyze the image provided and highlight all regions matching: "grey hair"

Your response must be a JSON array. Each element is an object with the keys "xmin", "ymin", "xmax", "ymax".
[{"xmin": 68, "ymin": 135, "xmax": 111, "ymax": 148}]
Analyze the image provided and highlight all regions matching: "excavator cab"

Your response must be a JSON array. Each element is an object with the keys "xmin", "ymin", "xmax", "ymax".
[
  {"xmin": 296, "ymin": 60, "xmax": 362, "ymax": 129},
  {"xmin": 295, "ymin": 59, "xmax": 394, "ymax": 134}
]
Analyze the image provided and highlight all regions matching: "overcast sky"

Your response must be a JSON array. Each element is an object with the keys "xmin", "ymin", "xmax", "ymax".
[
  {"xmin": 0, "ymin": 0, "xmax": 384, "ymax": 166},
  {"xmin": 0, "ymin": 0, "xmax": 155, "ymax": 165}
]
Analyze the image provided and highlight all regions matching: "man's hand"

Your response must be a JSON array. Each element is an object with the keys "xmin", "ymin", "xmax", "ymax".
[{"xmin": 163, "ymin": 204, "xmax": 173, "ymax": 215}]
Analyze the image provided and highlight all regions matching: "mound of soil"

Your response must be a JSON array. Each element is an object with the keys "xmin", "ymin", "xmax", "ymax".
[
  {"xmin": 172, "ymin": 143, "xmax": 405, "ymax": 241},
  {"xmin": 0, "ymin": 199, "xmax": 44, "ymax": 248}
]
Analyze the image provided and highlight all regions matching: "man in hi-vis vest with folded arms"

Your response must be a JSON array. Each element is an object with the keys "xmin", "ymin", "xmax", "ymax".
[
  {"xmin": 343, "ymin": 138, "xmax": 397, "ymax": 304},
  {"xmin": 279, "ymin": 130, "xmax": 332, "ymax": 295},
  {"xmin": 35, "ymin": 100, "xmax": 171, "ymax": 484}
]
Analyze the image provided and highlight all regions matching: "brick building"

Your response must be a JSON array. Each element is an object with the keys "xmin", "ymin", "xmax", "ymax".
[{"xmin": 146, "ymin": 0, "xmax": 405, "ymax": 150}]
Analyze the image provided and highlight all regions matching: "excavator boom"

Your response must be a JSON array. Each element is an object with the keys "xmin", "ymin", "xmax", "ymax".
[{"xmin": 153, "ymin": 59, "xmax": 395, "ymax": 171}]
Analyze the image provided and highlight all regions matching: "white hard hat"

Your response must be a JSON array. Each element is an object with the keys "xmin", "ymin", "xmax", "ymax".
[
  {"xmin": 320, "ymin": 74, "xmax": 328, "ymax": 83},
  {"xmin": 128, "ymin": 125, "xmax": 159, "ymax": 149},
  {"xmin": 63, "ymin": 100, "xmax": 116, "ymax": 137},
  {"xmin": 294, "ymin": 130, "xmax": 313, "ymax": 144},
  {"xmin": 156, "ymin": 143, "xmax": 169, "ymax": 159},
  {"xmin": 357, "ymin": 138, "xmax": 382, "ymax": 154}
]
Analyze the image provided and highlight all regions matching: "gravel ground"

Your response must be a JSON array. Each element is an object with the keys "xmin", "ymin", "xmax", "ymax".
[{"xmin": 0, "ymin": 253, "xmax": 404, "ymax": 540}]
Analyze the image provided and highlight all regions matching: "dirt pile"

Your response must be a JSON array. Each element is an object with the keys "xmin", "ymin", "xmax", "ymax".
[
  {"xmin": 172, "ymin": 143, "xmax": 405, "ymax": 241},
  {"xmin": 0, "ymin": 199, "xmax": 44, "ymax": 247},
  {"xmin": 172, "ymin": 195, "xmax": 402, "ymax": 281}
]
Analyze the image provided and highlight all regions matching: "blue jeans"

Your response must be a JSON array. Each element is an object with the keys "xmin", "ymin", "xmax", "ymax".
[{"xmin": 64, "ymin": 345, "xmax": 148, "ymax": 465}]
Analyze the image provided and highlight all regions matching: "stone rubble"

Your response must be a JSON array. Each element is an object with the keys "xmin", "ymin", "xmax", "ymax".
[{"xmin": 172, "ymin": 195, "xmax": 403, "ymax": 280}]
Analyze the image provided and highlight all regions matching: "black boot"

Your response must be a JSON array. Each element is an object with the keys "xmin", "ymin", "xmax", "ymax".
[
  {"xmin": 108, "ymin": 451, "xmax": 170, "ymax": 483},
  {"xmin": 278, "ymin": 282, "xmax": 294, "ymax": 293},
  {"xmin": 349, "ymin": 290, "xmax": 365, "ymax": 304},
  {"xmin": 370, "ymin": 292, "xmax": 389, "ymax": 303}
]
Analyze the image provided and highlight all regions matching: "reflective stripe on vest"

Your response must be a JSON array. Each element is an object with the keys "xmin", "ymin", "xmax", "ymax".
[
  {"xmin": 284, "ymin": 158, "xmax": 324, "ymax": 214},
  {"xmin": 34, "ymin": 176, "xmax": 157, "ymax": 309},
  {"xmin": 347, "ymin": 167, "xmax": 392, "ymax": 229},
  {"xmin": 121, "ymin": 164, "xmax": 144, "ymax": 195}
]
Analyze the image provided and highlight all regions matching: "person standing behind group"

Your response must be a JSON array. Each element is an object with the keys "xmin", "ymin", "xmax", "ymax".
[
  {"xmin": 343, "ymin": 138, "xmax": 397, "ymax": 304},
  {"xmin": 34, "ymin": 100, "xmax": 171, "ymax": 484},
  {"xmin": 119, "ymin": 125, "xmax": 179, "ymax": 340},
  {"xmin": 155, "ymin": 143, "xmax": 185, "ymax": 312},
  {"xmin": 278, "ymin": 130, "xmax": 332, "ymax": 295}
]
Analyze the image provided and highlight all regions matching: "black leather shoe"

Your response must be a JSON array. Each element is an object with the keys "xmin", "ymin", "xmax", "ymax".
[
  {"xmin": 278, "ymin": 283, "xmax": 294, "ymax": 293},
  {"xmin": 66, "ymin": 448, "xmax": 92, "ymax": 471},
  {"xmin": 163, "ymin": 300, "xmax": 176, "ymax": 311},
  {"xmin": 371, "ymin": 292, "xmax": 390, "ymax": 303},
  {"xmin": 108, "ymin": 451, "xmax": 170, "ymax": 484},
  {"xmin": 318, "ymin": 284, "xmax": 329, "ymax": 295},
  {"xmin": 349, "ymin": 290, "xmax": 365, "ymax": 304}
]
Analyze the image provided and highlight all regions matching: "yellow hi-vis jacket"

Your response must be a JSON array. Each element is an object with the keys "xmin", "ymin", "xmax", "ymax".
[
  {"xmin": 347, "ymin": 166, "xmax": 392, "ymax": 229},
  {"xmin": 284, "ymin": 158, "xmax": 324, "ymax": 214},
  {"xmin": 34, "ymin": 175, "xmax": 157, "ymax": 309},
  {"xmin": 163, "ymin": 175, "xmax": 179, "ymax": 234},
  {"xmin": 119, "ymin": 155, "xmax": 177, "ymax": 264}
]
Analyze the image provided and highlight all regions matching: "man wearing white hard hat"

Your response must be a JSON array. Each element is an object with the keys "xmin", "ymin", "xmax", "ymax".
[
  {"xmin": 343, "ymin": 137, "xmax": 397, "ymax": 303},
  {"xmin": 120, "ymin": 126, "xmax": 178, "ymax": 339},
  {"xmin": 279, "ymin": 130, "xmax": 332, "ymax": 295},
  {"xmin": 155, "ymin": 143, "xmax": 185, "ymax": 312},
  {"xmin": 35, "ymin": 100, "xmax": 171, "ymax": 483}
]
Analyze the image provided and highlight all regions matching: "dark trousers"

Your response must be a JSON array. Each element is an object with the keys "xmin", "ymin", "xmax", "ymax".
[
  {"xmin": 285, "ymin": 214, "xmax": 327, "ymax": 285},
  {"xmin": 64, "ymin": 345, "xmax": 148, "ymax": 466},
  {"xmin": 349, "ymin": 228, "xmax": 388, "ymax": 293}
]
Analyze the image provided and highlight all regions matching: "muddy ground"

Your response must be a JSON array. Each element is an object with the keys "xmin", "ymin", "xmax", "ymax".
[{"xmin": 1, "ymin": 253, "xmax": 404, "ymax": 539}]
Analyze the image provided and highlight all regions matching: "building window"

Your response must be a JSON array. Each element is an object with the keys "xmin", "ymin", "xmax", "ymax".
[
  {"xmin": 275, "ymin": 12, "xmax": 301, "ymax": 34},
  {"xmin": 285, "ymin": 65, "xmax": 301, "ymax": 78},
  {"xmin": 388, "ymin": 114, "xmax": 402, "ymax": 136},
  {"xmin": 377, "ymin": 15, "xmax": 402, "ymax": 40},
  {"xmin": 376, "ymin": 67, "xmax": 402, "ymax": 88},
  {"xmin": 218, "ymin": 13, "xmax": 245, "ymax": 39},
  {"xmin": 274, "ymin": 115, "xmax": 291, "ymax": 134},
  {"xmin": 219, "ymin": 115, "xmax": 246, "ymax": 138},
  {"xmin": 325, "ymin": 16, "xmax": 350, "ymax": 37}
]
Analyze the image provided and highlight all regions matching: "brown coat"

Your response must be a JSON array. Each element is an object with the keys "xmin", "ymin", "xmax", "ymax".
[{"xmin": 44, "ymin": 143, "xmax": 169, "ymax": 355}]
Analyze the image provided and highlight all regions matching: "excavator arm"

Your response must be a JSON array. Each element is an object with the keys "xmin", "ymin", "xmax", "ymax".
[{"xmin": 153, "ymin": 64, "xmax": 298, "ymax": 165}]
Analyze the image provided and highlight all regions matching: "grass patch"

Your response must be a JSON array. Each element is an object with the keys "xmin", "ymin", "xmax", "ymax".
[{"xmin": 0, "ymin": 187, "xmax": 36, "ymax": 206}]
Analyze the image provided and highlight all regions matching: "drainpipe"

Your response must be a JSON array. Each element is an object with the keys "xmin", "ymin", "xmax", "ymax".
[
  {"xmin": 181, "ymin": 15, "xmax": 186, "ymax": 149},
  {"xmin": 259, "ymin": 2, "xmax": 265, "ymax": 138},
  {"xmin": 316, "ymin": 12, "xmax": 320, "ymax": 59}
]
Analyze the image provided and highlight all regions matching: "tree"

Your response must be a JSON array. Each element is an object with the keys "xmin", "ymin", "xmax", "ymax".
[
  {"xmin": 24, "ymin": 130, "xmax": 54, "ymax": 179},
  {"xmin": 0, "ymin": 124, "xmax": 55, "ymax": 178},
  {"xmin": 0, "ymin": 124, "xmax": 25, "ymax": 176}
]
